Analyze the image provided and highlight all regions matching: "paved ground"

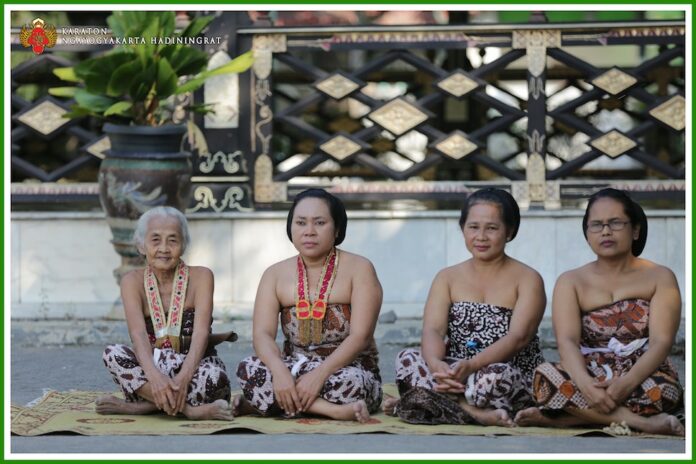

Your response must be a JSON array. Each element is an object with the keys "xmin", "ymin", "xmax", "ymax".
[{"xmin": 8, "ymin": 321, "xmax": 688, "ymax": 456}]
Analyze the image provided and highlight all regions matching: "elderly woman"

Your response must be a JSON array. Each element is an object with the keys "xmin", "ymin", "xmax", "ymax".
[
  {"xmin": 235, "ymin": 188, "xmax": 383, "ymax": 422},
  {"xmin": 517, "ymin": 188, "xmax": 684, "ymax": 436},
  {"xmin": 384, "ymin": 188, "xmax": 546, "ymax": 426},
  {"xmin": 96, "ymin": 206, "xmax": 234, "ymax": 420}
]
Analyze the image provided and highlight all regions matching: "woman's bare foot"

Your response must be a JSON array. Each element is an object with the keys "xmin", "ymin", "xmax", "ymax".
[
  {"xmin": 95, "ymin": 396, "xmax": 158, "ymax": 415},
  {"xmin": 320, "ymin": 400, "xmax": 371, "ymax": 423},
  {"xmin": 352, "ymin": 400, "xmax": 370, "ymax": 423},
  {"xmin": 231, "ymin": 394, "xmax": 256, "ymax": 417},
  {"xmin": 460, "ymin": 401, "xmax": 514, "ymax": 427},
  {"xmin": 183, "ymin": 399, "xmax": 235, "ymax": 421},
  {"xmin": 638, "ymin": 413, "xmax": 685, "ymax": 437},
  {"xmin": 382, "ymin": 394, "xmax": 399, "ymax": 416}
]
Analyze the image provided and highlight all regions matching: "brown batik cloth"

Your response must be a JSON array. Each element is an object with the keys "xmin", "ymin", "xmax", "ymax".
[
  {"xmin": 394, "ymin": 301, "xmax": 545, "ymax": 424},
  {"xmin": 236, "ymin": 303, "xmax": 383, "ymax": 416},
  {"xmin": 102, "ymin": 309, "xmax": 231, "ymax": 406},
  {"xmin": 534, "ymin": 298, "xmax": 683, "ymax": 415}
]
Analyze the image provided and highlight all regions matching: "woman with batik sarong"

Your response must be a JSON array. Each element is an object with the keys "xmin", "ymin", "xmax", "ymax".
[
  {"xmin": 96, "ymin": 207, "xmax": 235, "ymax": 420},
  {"xmin": 384, "ymin": 188, "xmax": 546, "ymax": 427},
  {"xmin": 517, "ymin": 188, "xmax": 684, "ymax": 436},
  {"xmin": 235, "ymin": 189, "xmax": 383, "ymax": 423}
]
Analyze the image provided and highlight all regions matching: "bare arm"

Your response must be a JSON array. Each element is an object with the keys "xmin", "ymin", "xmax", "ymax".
[
  {"xmin": 465, "ymin": 269, "xmax": 546, "ymax": 372},
  {"xmin": 420, "ymin": 270, "xmax": 451, "ymax": 368},
  {"xmin": 121, "ymin": 271, "xmax": 177, "ymax": 413},
  {"xmin": 604, "ymin": 267, "xmax": 681, "ymax": 403},
  {"xmin": 252, "ymin": 266, "xmax": 302, "ymax": 414},
  {"xmin": 553, "ymin": 272, "xmax": 616, "ymax": 413},
  {"xmin": 172, "ymin": 267, "xmax": 214, "ymax": 412}
]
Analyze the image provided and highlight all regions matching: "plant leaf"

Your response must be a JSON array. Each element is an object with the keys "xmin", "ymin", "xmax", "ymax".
[
  {"xmin": 160, "ymin": 45, "xmax": 208, "ymax": 76},
  {"xmin": 155, "ymin": 58, "xmax": 178, "ymax": 100},
  {"xmin": 104, "ymin": 101, "xmax": 133, "ymax": 116},
  {"xmin": 107, "ymin": 60, "xmax": 144, "ymax": 97},
  {"xmin": 52, "ymin": 67, "xmax": 80, "ymax": 83},
  {"xmin": 48, "ymin": 86, "xmax": 78, "ymax": 98},
  {"xmin": 74, "ymin": 88, "xmax": 117, "ymax": 112},
  {"xmin": 175, "ymin": 51, "xmax": 254, "ymax": 95}
]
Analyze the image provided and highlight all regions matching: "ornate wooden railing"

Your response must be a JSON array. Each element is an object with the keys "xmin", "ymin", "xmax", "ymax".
[{"xmin": 11, "ymin": 14, "xmax": 685, "ymax": 210}]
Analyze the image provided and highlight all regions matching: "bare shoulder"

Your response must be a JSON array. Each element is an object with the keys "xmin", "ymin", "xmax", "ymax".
[
  {"xmin": 264, "ymin": 256, "xmax": 296, "ymax": 279},
  {"xmin": 436, "ymin": 262, "xmax": 467, "ymax": 283},
  {"xmin": 638, "ymin": 258, "xmax": 678, "ymax": 283},
  {"xmin": 507, "ymin": 258, "xmax": 543, "ymax": 283},
  {"xmin": 555, "ymin": 265, "xmax": 588, "ymax": 289},
  {"xmin": 189, "ymin": 265, "xmax": 214, "ymax": 280},
  {"xmin": 121, "ymin": 268, "xmax": 144, "ymax": 288},
  {"xmin": 338, "ymin": 249, "xmax": 376, "ymax": 274}
]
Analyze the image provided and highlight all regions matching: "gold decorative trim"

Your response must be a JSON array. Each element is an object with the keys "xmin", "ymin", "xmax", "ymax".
[
  {"xmin": 591, "ymin": 68, "xmax": 637, "ymax": 95},
  {"xmin": 254, "ymin": 154, "xmax": 286, "ymax": 203},
  {"xmin": 198, "ymin": 150, "xmax": 244, "ymax": 174},
  {"xmin": 437, "ymin": 71, "xmax": 479, "ymax": 98},
  {"xmin": 252, "ymin": 34, "xmax": 287, "ymax": 80},
  {"xmin": 435, "ymin": 131, "xmax": 477, "ymax": 160},
  {"xmin": 320, "ymin": 135, "xmax": 362, "ymax": 160},
  {"xmin": 331, "ymin": 31, "xmax": 473, "ymax": 45},
  {"xmin": 649, "ymin": 95, "xmax": 685, "ymax": 131},
  {"xmin": 187, "ymin": 186, "xmax": 253, "ymax": 213},
  {"xmin": 85, "ymin": 135, "xmax": 110, "ymax": 160},
  {"xmin": 368, "ymin": 98, "xmax": 428, "ymax": 136},
  {"xmin": 512, "ymin": 30, "xmax": 562, "ymax": 49},
  {"xmin": 17, "ymin": 100, "xmax": 70, "ymax": 135},
  {"xmin": 526, "ymin": 152, "xmax": 546, "ymax": 202},
  {"xmin": 316, "ymin": 73, "xmax": 361, "ymax": 100},
  {"xmin": 512, "ymin": 30, "xmax": 560, "ymax": 77},
  {"xmin": 591, "ymin": 130, "xmax": 637, "ymax": 158}
]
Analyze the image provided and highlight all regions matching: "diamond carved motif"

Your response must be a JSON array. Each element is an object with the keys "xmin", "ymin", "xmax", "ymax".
[
  {"xmin": 437, "ymin": 71, "xmax": 479, "ymax": 98},
  {"xmin": 320, "ymin": 135, "xmax": 362, "ymax": 161},
  {"xmin": 590, "ymin": 130, "xmax": 637, "ymax": 158},
  {"xmin": 435, "ymin": 131, "xmax": 477, "ymax": 160},
  {"xmin": 649, "ymin": 95, "xmax": 685, "ymax": 131},
  {"xmin": 17, "ymin": 100, "xmax": 70, "ymax": 135},
  {"xmin": 85, "ymin": 135, "xmax": 111, "ymax": 160},
  {"xmin": 591, "ymin": 68, "xmax": 637, "ymax": 95},
  {"xmin": 368, "ymin": 98, "xmax": 429, "ymax": 136},
  {"xmin": 315, "ymin": 73, "xmax": 361, "ymax": 100}
]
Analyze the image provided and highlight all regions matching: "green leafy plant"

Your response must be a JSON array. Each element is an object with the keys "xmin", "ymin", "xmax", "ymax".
[{"xmin": 50, "ymin": 11, "xmax": 253, "ymax": 126}]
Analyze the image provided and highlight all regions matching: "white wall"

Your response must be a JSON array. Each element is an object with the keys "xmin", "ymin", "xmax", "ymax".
[{"xmin": 10, "ymin": 210, "xmax": 686, "ymax": 319}]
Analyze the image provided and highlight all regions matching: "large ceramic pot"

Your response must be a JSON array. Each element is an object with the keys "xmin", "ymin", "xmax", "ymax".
[{"xmin": 99, "ymin": 123, "xmax": 192, "ymax": 315}]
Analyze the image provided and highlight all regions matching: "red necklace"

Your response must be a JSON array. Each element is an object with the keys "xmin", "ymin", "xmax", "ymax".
[{"xmin": 295, "ymin": 248, "xmax": 338, "ymax": 345}]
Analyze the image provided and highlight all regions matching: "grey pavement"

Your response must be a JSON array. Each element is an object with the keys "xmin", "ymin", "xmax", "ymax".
[{"xmin": 9, "ymin": 319, "xmax": 687, "ymax": 455}]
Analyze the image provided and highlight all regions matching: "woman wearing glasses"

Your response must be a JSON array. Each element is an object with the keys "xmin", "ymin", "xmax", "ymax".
[{"xmin": 518, "ymin": 188, "xmax": 684, "ymax": 436}]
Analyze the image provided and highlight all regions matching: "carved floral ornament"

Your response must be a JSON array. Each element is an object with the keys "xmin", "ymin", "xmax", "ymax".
[
  {"xmin": 436, "ymin": 71, "xmax": 480, "ymax": 98},
  {"xmin": 649, "ymin": 95, "xmax": 685, "ymax": 131},
  {"xmin": 17, "ymin": 99, "xmax": 70, "ymax": 136},
  {"xmin": 591, "ymin": 68, "xmax": 637, "ymax": 95},
  {"xmin": 315, "ymin": 73, "xmax": 363, "ymax": 100},
  {"xmin": 320, "ymin": 135, "xmax": 362, "ymax": 161},
  {"xmin": 434, "ymin": 131, "xmax": 478, "ymax": 160},
  {"xmin": 590, "ymin": 130, "xmax": 637, "ymax": 158},
  {"xmin": 368, "ymin": 98, "xmax": 429, "ymax": 136}
]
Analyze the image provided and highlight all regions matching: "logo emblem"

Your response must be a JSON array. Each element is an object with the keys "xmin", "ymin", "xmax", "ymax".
[{"xmin": 20, "ymin": 17, "xmax": 57, "ymax": 55}]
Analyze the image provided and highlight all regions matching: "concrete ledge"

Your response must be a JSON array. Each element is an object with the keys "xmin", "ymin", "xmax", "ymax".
[{"xmin": 10, "ymin": 316, "xmax": 687, "ymax": 356}]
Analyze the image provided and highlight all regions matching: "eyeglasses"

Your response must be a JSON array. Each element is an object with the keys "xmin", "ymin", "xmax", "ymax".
[{"xmin": 587, "ymin": 220, "xmax": 630, "ymax": 233}]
